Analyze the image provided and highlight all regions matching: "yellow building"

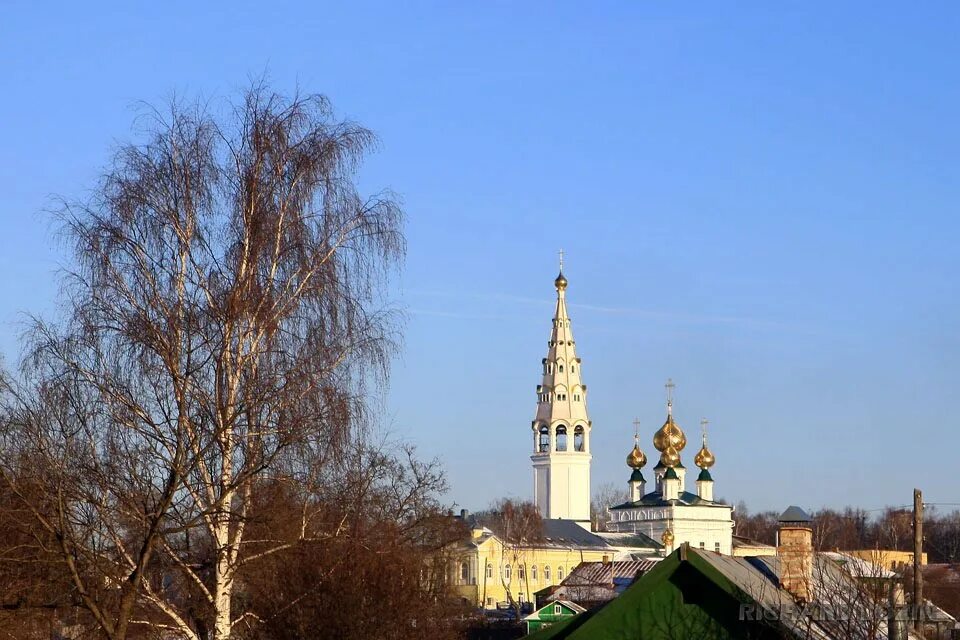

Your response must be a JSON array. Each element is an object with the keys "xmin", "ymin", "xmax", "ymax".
[
  {"xmin": 846, "ymin": 549, "xmax": 927, "ymax": 572},
  {"xmin": 450, "ymin": 518, "xmax": 620, "ymax": 609}
]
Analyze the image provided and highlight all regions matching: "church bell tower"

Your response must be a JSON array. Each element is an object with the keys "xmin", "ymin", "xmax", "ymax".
[{"xmin": 531, "ymin": 256, "xmax": 592, "ymax": 525}]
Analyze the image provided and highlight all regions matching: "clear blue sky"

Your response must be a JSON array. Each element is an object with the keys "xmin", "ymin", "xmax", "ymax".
[{"xmin": 2, "ymin": 2, "xmax": 958, "ymax": 514}]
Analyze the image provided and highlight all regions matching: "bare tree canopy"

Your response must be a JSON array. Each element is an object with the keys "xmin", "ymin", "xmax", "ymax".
[{"xmin": 0, "ymin": 84, "xmax": 436, "ymax": 640}]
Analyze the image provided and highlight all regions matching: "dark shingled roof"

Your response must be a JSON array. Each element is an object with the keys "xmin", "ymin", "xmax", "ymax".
[
  {"xmin": 539, "ymin": 519, "xmax": 612, "ymax": 549},
  {"xmin": 778, "ymin": 505, "xmax": 812, "ymax": 523},
  {"xmin": 464, "ymin": 516, "xmax": 612, "ymax": 550}
]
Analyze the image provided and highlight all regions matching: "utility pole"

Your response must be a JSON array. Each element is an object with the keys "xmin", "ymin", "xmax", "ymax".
[{"xmin": 913, "ymin": 488, "xmax": 923, "ymax": 632}]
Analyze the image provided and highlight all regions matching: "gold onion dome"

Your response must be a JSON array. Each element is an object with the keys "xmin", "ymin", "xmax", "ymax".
[
  {"xmin": 653, "ymin": 405, "xmax": 687, "ymax": 453},
  {"xmin": 659, "ymin": 445, "xmax": 681, "ymax": 468},
  {"xmin": 554, "ymin": 271, "xmax": 568, "ymax": 290},
  {"xmin": 694, "ymin": 441, "xmax": 715, "ymax": 469},
  {"xmin": 661, "ymin": 529, "xmax": 675, "ymax": 546},
  {"xmin": 627, "ymin": 443, "xmax": 647, "ymax": 469}
]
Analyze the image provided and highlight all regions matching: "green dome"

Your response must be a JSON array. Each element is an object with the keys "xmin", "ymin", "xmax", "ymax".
[
  {"xmin": 697, "ymin": 468, "xmax": 713, "ymax": 482},
  {"xmin": 664, "ymin": 467, "xmax": 679, "ymax": 480},
  {"xmin": 630, "ymin": 469, "xmax": 645, "ymax": 483}
]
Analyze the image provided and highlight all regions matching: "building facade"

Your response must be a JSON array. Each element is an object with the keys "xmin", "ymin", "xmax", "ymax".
[{"xmin": 450, "ymin": 517, "xmax": 613, "ymax": 609}]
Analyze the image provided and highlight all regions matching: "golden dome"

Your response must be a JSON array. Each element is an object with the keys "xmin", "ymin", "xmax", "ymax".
[
  {"xmin": 626, "ymin": 443, "xmax": 647, "ymax": 469},
  {"xmin": 661, "ymin": 528, "xmax": 675, "ymax": 546},
  {"xmin": 694, "ymin": 443, "xmax": 715, "ymax": 469},
  {"xmin": 653, "ymin": 408, "xmax": 687, "ymax": 453},
  {"xmin": 554, "ymin": 271, "xmax": 568, "ymax": 290},
  {"xmin": 659, "ymin": 445, "xmax": 680, "ymax": 468}
]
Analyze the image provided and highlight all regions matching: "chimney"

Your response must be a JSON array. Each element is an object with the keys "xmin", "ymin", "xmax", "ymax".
[{"xmin": 777, "ymin": 506, "xmax": 813, "ymax": 602}]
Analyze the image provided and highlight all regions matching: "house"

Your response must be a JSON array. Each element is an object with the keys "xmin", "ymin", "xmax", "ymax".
[
  {"xmin": 535, "ymin": 559, "xmax": 660, "ymax": 610},
  {"xmin": 523, "ymin": 600, "xmax": 586, "ymax": 634},
  {"xmin": 527, "ymin": 507, "xmax": 931, "ymax": 640},
  {"xmin": 846, "ymin": 550, "xmax": 928, "ymax": 572},
  {"xmin": 449, "ymin": 514, "xmax": 617, "ymax": 609},
  {"xmin": 732, "ymin": 534, "xmax": 777, "ymax": 557}
]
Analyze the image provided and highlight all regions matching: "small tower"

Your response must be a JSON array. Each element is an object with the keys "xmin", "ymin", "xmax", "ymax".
[
  {"xmin": 661, "ymin": 527, "xmax": 675, "ymax": 555},
  {"xmin": 694, "ymin": 418, "xmax": 716, "ymax": 501},
  {"xmin": 625, "ymin": 418, "xmax": 647, "ymax": 502},
  {"xmin": 652, "ymin": 379, "xmax": 687, "ymax": 495},
  {"xmin": 531, "ymin": 255, "xmax": 592, "ymax": 525}
]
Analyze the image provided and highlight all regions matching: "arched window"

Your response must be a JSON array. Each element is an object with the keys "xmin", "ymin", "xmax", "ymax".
[
  {"xmin": 519, "ymin": 565, "xmax": 526, "ymax": 581},
  {"xmin": 574, "ymin": 425, "xmax": 585, "ymax": 451},
  {"xmin": 538, "ymin": 425, "xmax": 550, "ymax": 452},
  {"xmin": 531, "ymin": 565, "xmax": 538, "ymax": 582},
  {"xmin": 486, "ymin": 563, "xmax": 493, "ymax": 579},
  {"xmin": 503, "ymin": 564, "xmax": 511, "ymax": 583},
  {"xmin": 558, "ymin": 566, "xmax": 564, "ymax": 581},
  {"xmin": 544, "ymin": 566, "xmax": 551, "ymax": 583},
  {"xmin": 571, "ymin": 365, "xmax": 576, "ymax": 373},
  {"xmin": 558, "ymin": 364, "xmax": 564, "ymax": 373},
  {"xmin": 555, "ymin": 425, "xmax": 568, "ymax": 451},
  {"xmin": 460, "ymin": 562, "xmax": 469, "ymax": 583}
]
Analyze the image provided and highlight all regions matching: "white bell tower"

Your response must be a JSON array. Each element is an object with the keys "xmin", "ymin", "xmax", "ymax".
[{"xmin": 531, "ymin": 254, "xmax": 592, "ymax": 526}]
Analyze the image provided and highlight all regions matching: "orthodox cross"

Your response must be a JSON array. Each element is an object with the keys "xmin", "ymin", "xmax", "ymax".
[{"xmin": 558, "ymin": 248, "xmax": 564, "ymax": 272}]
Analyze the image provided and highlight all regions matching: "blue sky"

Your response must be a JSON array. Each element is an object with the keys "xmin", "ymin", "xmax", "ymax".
[{"xmin": 2, "ymin": 2, "xmax": 958, "ymax": 514}]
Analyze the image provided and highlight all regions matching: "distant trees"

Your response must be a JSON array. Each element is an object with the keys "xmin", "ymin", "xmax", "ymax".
[
  {"xmin": 0, "ymin": 85, "xmax": 458, "ymax": 640},
  {"xmin": 591, "ymin": 482, "xmax": 628, "ymax": 532},
  {"xmin": 734, "ymin": 503, "xmax": 960, "ymax": 563}
]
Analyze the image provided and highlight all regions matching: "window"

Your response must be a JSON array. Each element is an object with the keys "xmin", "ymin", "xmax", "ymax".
[
  {"xmin": 571, "ymin": 365, "xmax": 576, "ymax": 373},
  {"xmin": 574, "ymin": 425, "xmax": 585, "ymax": 451},
  {"xmin": 519, "ymin": 565, "xmax": 526, "ymax": 581},
  {"xmin": 554, "ymin": 603, "xmax": 563, "ymax": 615},
  {"xmin": 486, "ymin": 564, "xmax": 493, "ymax": 579},
  {"xmin": 531, "ymin": 565, "xmax": 538, "ymax": 582},
  {"xmin": 460, "ymin": 562, "xmax": 469, "ymax": 583},
  {"xmin": 715, "ymin": 542, "xmax": 721, "ymax": 553},
  {"xmin": 699, "ymin": 542, "xmax": 705, "ymax": 550},
  {"xmin": 503, "ymin": 564, "xmax": 511, "ymax": 583},
  {"xmin": 538, "ymin": 425, "xmax": 550, "ymax": 452},
  {"xmin": 555, "ymin": 425, "xmax": 568, "ymax": 451},
  {"xmin": 558, "ymin": 566, "xmax": 564, "ymax": 581},
  {"xmin": 558, "ymin": 364, "xmax": 564, "ymax": 373},
  {"xmin": 486, "ymin": 597, "xmax": 494, "ymax": 607},
  {"xmin": 544, "ymin": 566, "xmax": 551, "ymax": 582}
]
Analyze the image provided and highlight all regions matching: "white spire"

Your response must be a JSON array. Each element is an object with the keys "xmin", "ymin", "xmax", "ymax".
[
  {"xmin": 531, "ymin": 259, "xmax": 592, "ymax": 524},
  {"xmin": 534, "ymin": 269, "xmax": 588, "ymax": 428}
]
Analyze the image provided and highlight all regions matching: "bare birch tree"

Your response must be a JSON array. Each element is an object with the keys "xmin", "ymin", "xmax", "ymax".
[{"xmin": 0, "ymin": 84, "xmax": 404, "ymax": 640}]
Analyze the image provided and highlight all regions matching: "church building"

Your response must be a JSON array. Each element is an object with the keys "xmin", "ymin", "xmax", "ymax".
[{"xmin": 530, "ymin": 263, "xmax": 734, "ymax": 554}]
